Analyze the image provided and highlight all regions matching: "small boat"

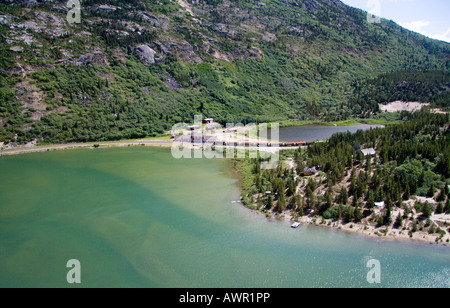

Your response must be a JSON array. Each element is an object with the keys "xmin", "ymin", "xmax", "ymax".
[{"xmin": 291, "ymin": 222, "xmax": 301, "ymax": 228}]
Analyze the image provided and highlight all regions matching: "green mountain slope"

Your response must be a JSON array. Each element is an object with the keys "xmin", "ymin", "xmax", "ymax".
[{"xmin": 0, "ymin": 0, "xmax": 449, "ymax": 144}]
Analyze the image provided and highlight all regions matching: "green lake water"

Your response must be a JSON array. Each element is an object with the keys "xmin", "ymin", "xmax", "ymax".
[{"xmin": 0, "ymin": 147, "xmax": 449, "ymax": 288}]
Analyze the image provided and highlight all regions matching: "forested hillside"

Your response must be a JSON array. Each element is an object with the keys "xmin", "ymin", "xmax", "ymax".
[
  {"xmin": 236, "ymin": 112, "xmax": 450, "ymax": 242},
  {"xmin": 0, "ymin": 0, "xmax": 449, "ymax": 144}
]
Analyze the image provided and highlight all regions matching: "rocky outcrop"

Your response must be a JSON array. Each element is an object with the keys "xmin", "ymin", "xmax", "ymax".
[
  {"xmin": 158, "ymin": 73, "xmax": 183, "ymax": 91},
  {"xmin": 134, "ymin": 44, "xmax": 156, "ymax": 65},
  {"xmin": 138, "ymin": 12, "xmax": 160, "ymax": 27},
  {"xmin": 154, "ymin": 39, "xmax": 202, "ymax": 64},
  {"xmin": 138, "ymin": 12, "xmax": 170, "ymax": 30},
  {"xmin": 0, "ymin": 14, "xmax": 15, "ymax": 26},
  {"xmin": 71, "ymin": 53, "xmax": 109, "ymax": 66},
  {"xmin": 3, "ymin": 0, "xmax": 40, "ymax": 6},
  {"xmin": 34, "ymin": 11, "xmax": 64, "ymax": 27},
  {"xmin": 5, "ymin": 9, "xmax": 69, "ymax": 40}
]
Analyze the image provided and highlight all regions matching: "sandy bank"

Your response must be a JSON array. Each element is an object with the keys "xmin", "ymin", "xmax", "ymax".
[{"xmin": 246, "ymin": 207, "xmax": 450, "ymax": 246}]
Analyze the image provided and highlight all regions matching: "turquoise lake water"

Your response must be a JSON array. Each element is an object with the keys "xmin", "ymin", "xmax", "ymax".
[{"xmin": 0, "ymin": 147, "xmax": 449, "ymax": 287}]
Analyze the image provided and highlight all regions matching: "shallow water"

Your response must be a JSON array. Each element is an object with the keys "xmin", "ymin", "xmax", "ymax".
[{"xmin": 0, "ymin": 147, "xmax": 448, "ymax": 287}]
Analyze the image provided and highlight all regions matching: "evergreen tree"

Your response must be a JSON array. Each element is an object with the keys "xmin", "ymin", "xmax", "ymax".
[
  {"xmin": 377, "ymin": 215, "xmax": 384, "ymax": 227},
  {"xmin": 418, "ymin": 171, "xmax": 425, "ymax": 187},
  {"xmin": 384, "ymin": 207, "xmax": 392, "ymax": 226},
  {"xmin": 411, "ymin": 220, "xmax": 418, "ymax": 233},
  {"xmin": 276, "ymin": 192, "xmax": 286, "ymax": 213},
  {"xmin": 306, "ymin": 186, "xmax": 313, "ymax": 200},
  {"xmin": 436, "ymin": 188, "xmax": 446, "ymax": 202},
  {"xmin": 354, "ymin": 204, "xmax": 363, "ymax": 223},
  {"xmin": 286, "ymin": 177, "xmax": 296, "ymax": 197},
  {"xmin": 403, "ymin": 183, "xmax": 411, "ymax": 200},
  {"xmin": 385, "ymin": 194, "xmax": 392, "ymax": 210},
  {"xmin": 394, "ymin": 213, "xmax": 403, "ymax": 229},
  {"xmin": 422, "ymin": 201, "xmax": 433, "ymax": 218},
  {"xmin": 352, "ymin": 195, "xmax": 358, "ymax": 208},
  {"xmin": 427, "ymin": 183, "xmax": 436, "ymax": 198},
  {"xmin": 365, "ymin": 155, "xmax": 372, "ymax": 172},
  {"xmin": 435, "ymin": 202, "xmax": 444, "ymax": 214},
  {"xmin": 337, "ymin": 205, "xmax": 343, "ymax": 220},
  {"xmin": 266, "ymin": 195, "xmax": 273, "ymax": 210},
  {"xmin": 403, "ymin": 205, "xmax": 411, "ymax": 219},
  {"xmin": 367, "ymin": 194, "xmax": 375, "ymax": 210},
  {"xmin": 337, "ymin": 187, "xmax": 348, "ymax": 205},
  {"xmin": 345, "ymin": 206, "xmax": 354, "ymax": 223},
  {"xmin": 409, "ymin": 179, "xmax": 418, "ymax": 195},
  {"xmin": 435, "ymin": 154, "xmax": 450, "ymax": 178},
  {"xmin": 324, "ymin": 190, "xmax": 333, "ymax": 212},
  {"xmin": 349, "ymin": 177, "xmax": 356, "ymax": 196}
]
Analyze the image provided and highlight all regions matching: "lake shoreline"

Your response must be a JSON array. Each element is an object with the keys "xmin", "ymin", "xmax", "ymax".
[
  {"xmin": 277, "ymin": 118, "xmax": 402, "ymax": 128},
  {"xmin": 0, "ymin": 138, "xmax": 173, "ymax": 157},
  {"xmin": 239, "ymin": 205, "xmax": 450, "ymax": 247}
]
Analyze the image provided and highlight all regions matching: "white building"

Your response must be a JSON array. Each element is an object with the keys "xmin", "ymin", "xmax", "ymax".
[{"xmin": 361, "ymin": 148, "xmax": 376, "ymax": 156}]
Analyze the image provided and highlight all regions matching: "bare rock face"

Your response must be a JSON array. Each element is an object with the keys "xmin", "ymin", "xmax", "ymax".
[
  {"xmin": 162, "ymin": 73, "xmax": 183, "ymax": 91},
  {"xmin": 0, "ymin": 14, "xmax": 15, "ymax": 26},
  {"xmin": 4, "ymin": 0, "xmax": 40, "ymax": 5},
  {"xmin": 134, "ymin": 44, "xmax": 156, "ymax": 65},
  {"xmin": 154, "ymin": 39, "xmax": 202, "ymax": 64},
  {"xmin": 71, "ymin": 53, "xmax": 109, "ymax": 66},
  {"xmin": 138, "ymin": 12, "xmax": 160, "ymax": 27}
]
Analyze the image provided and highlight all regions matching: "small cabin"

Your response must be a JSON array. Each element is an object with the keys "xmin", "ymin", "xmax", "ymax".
[
  {"xmin": 374, "ymin": 201, "xmax": 385, "ymax": 213},
  {"xmin": 302, "ymin": 167, "xmax": 317, "ymax": 176},
  {"xmin": 375, "ymin": 201, "xmax": 384, "ymax": 208},
  {"xmin": 361, "ymin": 148, "xmax": 376, "ymax": 156}
]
